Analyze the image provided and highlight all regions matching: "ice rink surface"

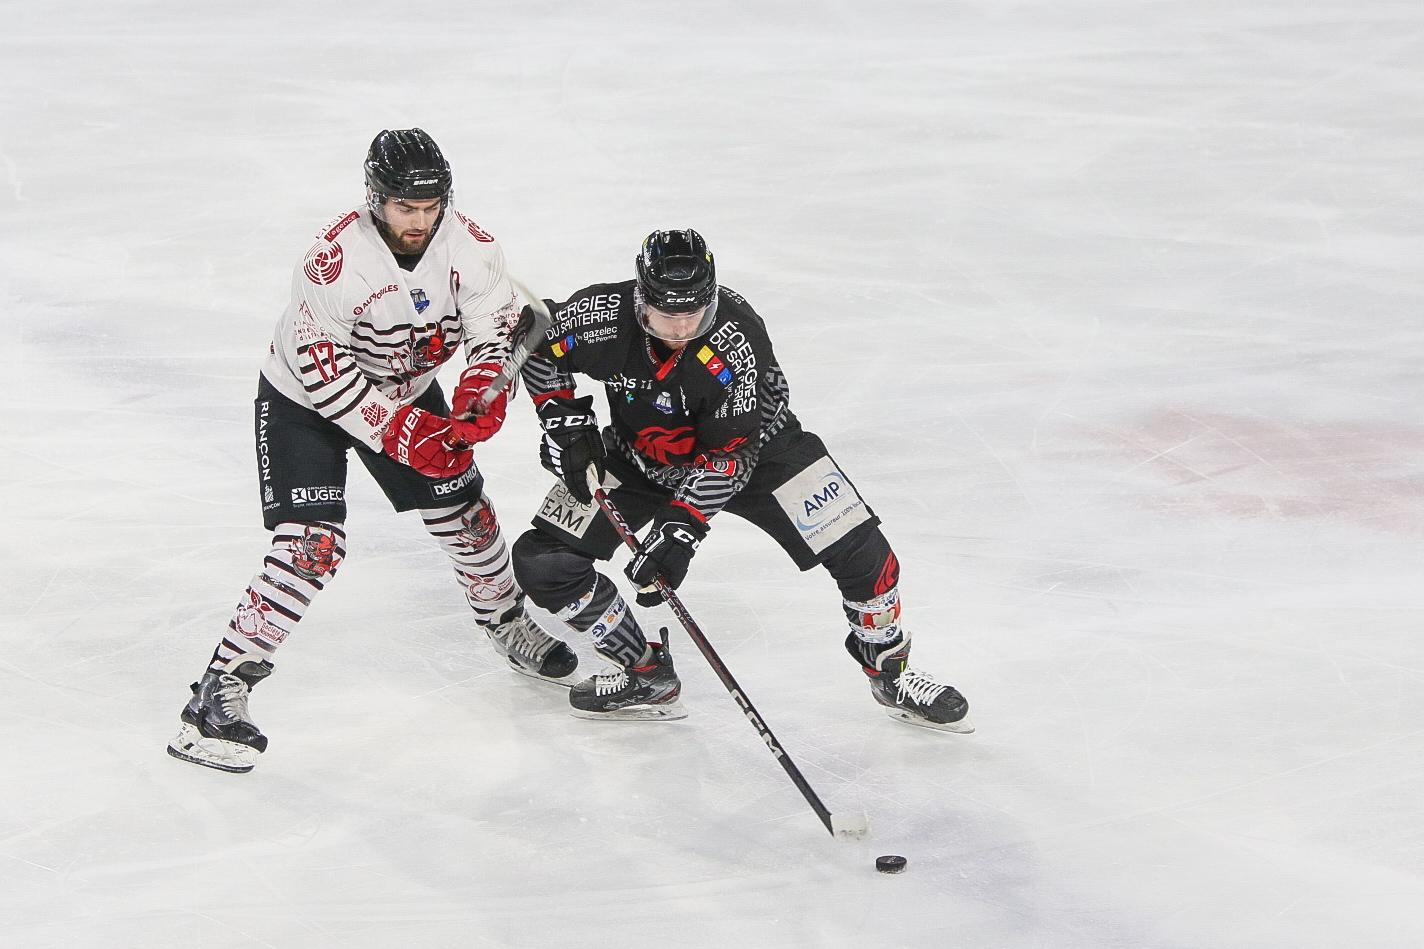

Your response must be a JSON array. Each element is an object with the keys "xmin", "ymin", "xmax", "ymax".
[{"xmin": 2, "ymin": 1, "xmax": 1422, "ymax": 946}]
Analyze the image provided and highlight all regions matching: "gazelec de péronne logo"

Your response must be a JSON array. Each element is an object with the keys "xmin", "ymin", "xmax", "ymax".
[{"xmin": 796, "ymin": 470, "xmax": 846, "ymax": 529}]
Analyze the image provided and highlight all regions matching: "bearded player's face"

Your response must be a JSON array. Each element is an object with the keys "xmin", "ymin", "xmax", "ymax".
[{"xmin": 375, "ymin": 197, "xmax": 443, "ymax": 255}]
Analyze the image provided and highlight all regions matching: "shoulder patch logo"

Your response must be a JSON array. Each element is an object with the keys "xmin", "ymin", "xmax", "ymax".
[
  {"xmin": 454, "ymin": 211, "xmax": 494, "ymax": 242},
  {"xmin": 303, "ymin": 240, "xmax": 344, "ymax": 285}
]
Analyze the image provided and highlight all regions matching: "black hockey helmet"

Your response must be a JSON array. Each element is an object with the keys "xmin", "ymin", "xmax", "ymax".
[
  {"xmin": 635, "ymin": 229, "xmax": 717, "ymax": 313},
  {"xmin": 364, "ymin": 128, "xmax": 452, "ymax": 218}
]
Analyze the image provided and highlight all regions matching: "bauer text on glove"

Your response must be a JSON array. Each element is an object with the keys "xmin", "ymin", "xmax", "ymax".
[{"xmin": 382, "ymin": 404, "xmax": 481, "ymax": 478}]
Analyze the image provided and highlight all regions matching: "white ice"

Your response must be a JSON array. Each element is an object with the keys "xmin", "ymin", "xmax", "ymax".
[{"xmin": 2, "ymin": 2, "xmax": 1422, "ymax": 947}]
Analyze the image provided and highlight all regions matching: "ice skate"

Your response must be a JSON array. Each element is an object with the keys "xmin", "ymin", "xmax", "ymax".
[
  {"xmin": 570, "ymin": 638, "xmax": 686, "ymax": 721},
  {"xmin": 166, "ymin": 658, "xmax": 274, "ymax": 772},
  {"xmin": 847, "ymin": 632, "xmax": 973, "ymax": 733},
  {"xmin": 486, "ymin": 605, "xmax": 579, "ymax": 685}
]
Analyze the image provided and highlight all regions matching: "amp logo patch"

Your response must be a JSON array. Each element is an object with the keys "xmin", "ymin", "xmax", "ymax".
[
  {"xmin": 772, "ymin": 456, "xmax": 871, "ymax": 555},
  {"xmin": 800, "ymin": 476, "xmax": 844, "ymax": 522}
]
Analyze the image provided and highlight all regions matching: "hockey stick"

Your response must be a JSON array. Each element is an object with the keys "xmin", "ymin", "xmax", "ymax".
[
  {"xmin": 459, "ymin": 276, "xmax": 555, "ymax": 416},
  {"xmin": 589, "ymin": 474, "xmax": 870, "ymax": 839}
]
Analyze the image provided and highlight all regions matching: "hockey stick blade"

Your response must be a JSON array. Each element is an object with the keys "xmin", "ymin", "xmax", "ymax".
[
  {"xmin": 590, "ymin": 471, "xmax": 862, "ymax": 840},
  {"xmin": 831, "ymin": 811, "xmax": 871, "ymax": 838}
]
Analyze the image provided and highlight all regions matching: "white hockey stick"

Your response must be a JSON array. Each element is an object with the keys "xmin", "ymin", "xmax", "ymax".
[{"xmin": 458, "ymin": 276, "xmax": 555, "ymax": 417}]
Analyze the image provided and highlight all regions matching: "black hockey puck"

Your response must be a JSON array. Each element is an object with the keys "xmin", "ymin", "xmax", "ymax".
[{"xmin": 875, "ymin": 855, "xmax": 908, "ymax": 873}]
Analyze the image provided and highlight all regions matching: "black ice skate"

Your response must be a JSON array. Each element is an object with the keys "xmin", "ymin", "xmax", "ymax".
[
  {"xmin": 486, "ymin": 606, "xmax": 579, "ymax": 685},
  {"xmin": 166, "ymin": 658, "xmax": 274, "ymax": 773},
  {"xmin": 570, "ymin": 637, "xmax": 686, "ymax": 721},
  {"xmin": 847, "ymin": 633, "xmax": 973, "ymax": 733}
]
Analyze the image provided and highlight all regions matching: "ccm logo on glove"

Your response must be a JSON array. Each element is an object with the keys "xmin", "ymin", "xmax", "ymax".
[{"xmin": 625, "ymin": 506, "xmax": 709, "ymax": 607}]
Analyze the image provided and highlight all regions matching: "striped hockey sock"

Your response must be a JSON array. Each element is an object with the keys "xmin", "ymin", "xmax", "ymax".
[{"xmin": 208, "ymin": 521, "xmax": 346, "ymax": 673}]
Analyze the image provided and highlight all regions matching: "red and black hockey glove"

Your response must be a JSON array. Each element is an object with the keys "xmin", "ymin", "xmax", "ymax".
[
  {"xmin": 537, "ymin": 395, "xmax": 606, "ymax": 505},
  {"xmin": 625, "ymin": 504, "xmax": 709, "ymax": 607},
  {"xmin": 450, "ymin": 361, "xmax": 509, "ymax": 443},
  {"xmin": 381, "ymin": 404, "xmax": 478, "ymax": 478}
]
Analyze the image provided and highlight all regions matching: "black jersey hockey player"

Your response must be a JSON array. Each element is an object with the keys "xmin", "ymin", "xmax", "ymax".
[
  {"xmin": 167, "ymin": 129, "xmax": 578, "ymax": 773},
  {"xmin": 510, "ymin": 229, "xmax": 972, "ymax": 731}
]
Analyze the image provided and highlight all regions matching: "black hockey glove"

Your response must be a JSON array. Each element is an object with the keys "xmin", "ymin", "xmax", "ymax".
[
  {"xmin": 537, "ymin": 395, "xmax": 606, "ymax": 505},
  {"xmin": 625, "ymin": 506, "xmax": 709, "ymax": 607}
]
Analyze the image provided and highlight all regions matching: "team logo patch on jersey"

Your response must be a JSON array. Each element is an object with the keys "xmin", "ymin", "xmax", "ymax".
[
  {"xmin": 634, "ymin": 426, "xmax": 696, "ymax": 465},
  {"xmin": 410, "ymin": 288, "xmax": 430, "ymax": 313},
  {"xmin": 551, "ymin": 335, "xmax": 577, "ymax": 358},
  {"xmin": 302, "ymin": 240, "xmax": 344, "ymax": 285},
  {"xmin": 654, "ymin": 392, "xmax": 674, "ymax": 414},
  {"xmin": 410, "ymin": 324, "xmax": 449, "ymax": 371}
]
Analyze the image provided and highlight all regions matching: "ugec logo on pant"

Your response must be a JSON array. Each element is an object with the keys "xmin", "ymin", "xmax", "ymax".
[{"xmin": 291, "ymin": 485, "xmax": 344, "ymax": 505}]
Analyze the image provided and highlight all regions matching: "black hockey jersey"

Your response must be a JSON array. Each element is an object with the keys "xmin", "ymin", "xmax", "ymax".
[{"xmin": 521, "ymin": 281, "xmax": 798, "ymax": 521}]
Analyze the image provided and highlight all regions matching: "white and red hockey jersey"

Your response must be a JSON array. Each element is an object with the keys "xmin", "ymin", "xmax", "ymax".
[{"xmin": 261, "ymin": 206, "xmax": 519, "ymax": 450}]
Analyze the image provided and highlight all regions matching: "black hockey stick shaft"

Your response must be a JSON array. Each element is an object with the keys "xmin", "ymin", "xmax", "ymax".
[{"xmin": 591, "ymin": 481, "xmax": 839, "ymax": 837}]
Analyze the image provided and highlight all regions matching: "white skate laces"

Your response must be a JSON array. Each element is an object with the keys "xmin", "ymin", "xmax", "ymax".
[
  {"xmin": 491, "ymin": 612, "xmax": 556, "ymax": 663},
  {"xmin": 215, "ymin": 674, "xmax": 255, "ymax": 724},
  {"xmin": 594, "ymin": 669, "xmax": 631, "ymax": 696},
  {"xmin": 895, "ymin": 668, "xmax": 949, "ymax": 707}
]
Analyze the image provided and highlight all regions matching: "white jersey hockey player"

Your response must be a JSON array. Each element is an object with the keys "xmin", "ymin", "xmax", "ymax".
[
  {"xmin": 261, "ymin": 190, "xmax": 514, "ymax": 451},
  {"xmin": 167, "ymin": 129, "xmax": 577, "ymax": 774}
]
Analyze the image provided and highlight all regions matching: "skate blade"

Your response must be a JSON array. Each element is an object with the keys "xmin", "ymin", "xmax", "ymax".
[
  {"xmin": 166, "ymin": 724, "xmax": 260, "ymax": 773},
  {"xmin": 884, "ymin": 707, "xmax": 975, "ymax": 734},
  {"xmin": 569, "ymin": 700, "xmax": 688, "ymax": 722},
  {"xmin": 504, "ymin": 658, "xmax": 577, "ymax": 688}
]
